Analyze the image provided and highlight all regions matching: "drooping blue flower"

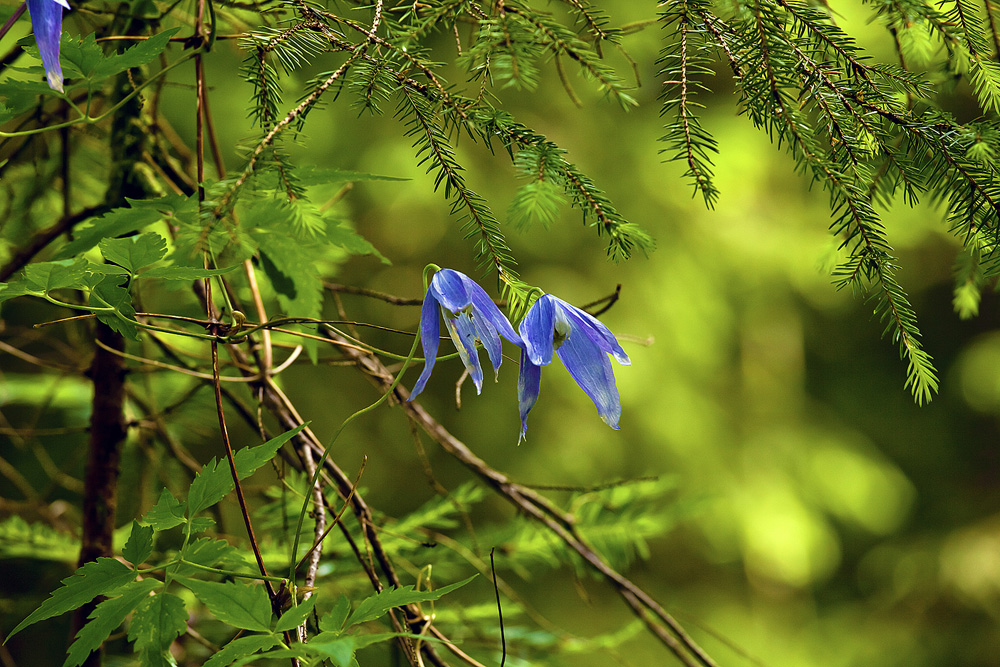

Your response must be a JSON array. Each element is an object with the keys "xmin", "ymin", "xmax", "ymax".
[
  {"xmin": 409, "ymin": 269, "xmax": 522, "ymax": 400},
  {"xmin": 26, "ymin": 0, "xmax": 70, "ymax": 92},
  {"xmin": 517, "ymin": 294, "xmax": 630, "ymax": 437}
]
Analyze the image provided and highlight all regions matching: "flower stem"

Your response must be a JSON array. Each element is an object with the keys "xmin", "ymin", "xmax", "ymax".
[{"xmin": 0, "ymin": 3, "xmax": 26, "ymax": 44}]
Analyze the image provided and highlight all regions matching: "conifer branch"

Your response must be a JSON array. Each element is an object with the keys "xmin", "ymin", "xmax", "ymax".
[
  {"xmin": 501, "ymin": 4, "xmax": 636, "ymax": 108},
  {"xmin": 396, "ymin": 85, "xmax": 518, "ymax": 282},
  {"xmin": 553, "ymin": 0, "xmax": 615, "ymax": 44},
  {"xmin": 659, "ymin": 0, "xmax": 720, "ymax": 207},
  {"xmin": 731, "ymin": 0, "xmax": 938, "ymax": 402},
  {"xmin": 214, "ymin": 50, "xmax": 364, "ymax": 218}
]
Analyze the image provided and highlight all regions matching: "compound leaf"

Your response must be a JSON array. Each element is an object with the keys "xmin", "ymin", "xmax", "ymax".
[
  {"xmin": 7, "ymin": 557, "xmax": 136, "ymax": 639},
  {"xmin": 175, "ymin": 578, "xmax": 272, "ymax": 632},
  {"xmin": 64, "ymin": 579, "xmax": 159, "ymax": 667},
  {"xmin": 90, "ymin": 274, "xmax": 139, "ymax": 341},
  {"xmin": 187, "ymin": 425, "xmax": 307, "ymax": 517},
  {"xmin": 203, "ymin": 635, "xmax": 281, "ymax": 667},
  {"xmin": 54, "ymin": 207, "xmax": 162, "ymax": 261},
  {"xmin": 346, "ymin": 575, "xmax": 476, "ymax": 628}
]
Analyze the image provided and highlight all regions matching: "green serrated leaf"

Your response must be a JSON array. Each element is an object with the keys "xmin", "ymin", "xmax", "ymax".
[
  {"xmin": 189, "ymin": 517, "xmax": 216, "ymax": 534},
  {"xmin": 59, "ymin": 34, "xmax": 108, "ymax": 81},
  {"xmin": 128, "ymin": 592, "xmax": 187, "ymax": 666},
  {"xmin": 250, "ymin": 231, "xmax": 323, "ymax": 362},
  {"xmin": 233, "ymin": 424, "xmax": 307, "ymax": 479},
  {"xmin": 232, "ymin": 647, "xmax": 308, "ymax": 667},
  {"xmin": 274, "ymin": 595, "xmax": 317, "ymax": 633},
  {"xmin": 53, "ymin": 207, "xmax": 163, "ymax": 261},
  {"xmin": 143, "ymin": 489, "xmax": 186, "ymax": 531},
  {"xmin": 179, "ymin": 537, "xmax": 248, "ymax": 572},
  {"xmin": 187, "ymin": 425, "xmax": 307, "ymax": 517},
  {"xmin": 59, "ymin": 29, "xmax": 179, "ymax": 87},
  {"xmin": 185, "ymin": 458, "xmax": 231, "ymax": 519},
  {"xmin": 100, "ymin": 233, "xmax": 168, "ymax": 274},
  {"xmin": 122, "ymin": 521, "xmax": 154, "ymax": 567},
  {"xmin": 7, "ymin": 557, "xmax": 136, "ymax": 639},
  {"xmin": 255, "ymin": 234, "xmax": 320, "ymax": 315},
  {"xmin": 92, "ymin": 29, "xmax": 179, "ymax": 80},
  {"xmin": 14, "ymin": 258, "xmax": 92, "ymax": 294},
  {"xmin": 259, "ymin": 249, "xmax": 297, "ymax": 299},
  {"xmin": 128, "ymin": 193, "xmax": 199, "ymax": 218},
  {"xmin": 175, "ymin": 577, "xmax": 272, "ymax": 632},
  {"xmin": 0, "ymin": 78, "xmax": 52, "ymax": 121},
  {"xmin": 307, "ymin": 637, "xmax": 356, "ymax": 667},
  {"xmin": 90, "ymin": 274, "xmax": 139, "ymax": 341},
  {"xmin": 64, "ymin": 579, "xmax": 160, "ymax": 667},
  {"xmin": 202, "ymin": 634, "xmax": 281, "ymax": 667},
  {"xmin": 346, "ymin": 575, "xmax": 476, "ymax": 628},
  {"xmin": 318, "ymin": 595, "xmax": 351, "ymax": 633},
  {"xmin": 325, "ymin": 221, "xmax": 389, "ymax": 265},
  {"xmin": 0, "ymin": 281, "xmax": 36, "ymax": 305}
]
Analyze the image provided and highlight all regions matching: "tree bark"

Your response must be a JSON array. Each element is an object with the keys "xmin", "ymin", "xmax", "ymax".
[{"xmin": 71, "ymin": 323, "xmax": 127, "ymax": 667}]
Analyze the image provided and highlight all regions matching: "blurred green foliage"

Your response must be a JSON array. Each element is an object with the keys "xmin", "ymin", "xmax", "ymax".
[{"xmin": 3, "ymin": 1, "xmax": 1000, "ymax": 666}]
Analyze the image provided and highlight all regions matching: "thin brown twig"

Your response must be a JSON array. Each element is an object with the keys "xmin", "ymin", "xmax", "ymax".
[
  {"xmin": 294, "ymin": 457, "xmax": 366, "ymax": 573},
  {"xmin": 324, "ymin": 282, "xmax": 423, "ymax": 306},
  {"xmin": 211, "ymin": 340, "xmax": 278, "ymax": 599}
]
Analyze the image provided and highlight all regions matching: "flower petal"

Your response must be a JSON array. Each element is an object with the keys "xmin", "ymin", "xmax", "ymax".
[
  {"xmin": 556, "ymin": 297, "xmax": 630, "ymax": 366},
  {"xmin": 26, "ymin": 0, "xmax": 66, "ymax": 92},
  {"xmin": 517, "ymin": 347, "xmax": 541, "ymax": 440},
  {"xmin": 519, "ymin": 294, "xmax": 556, "ymax": 366},
  {"xmin": 466, "ymin": 279, "xmax": 521, "ymax": 346},
  {"xmin": 446, "ymin": 311, "xmax": 484, "ymax": 393},
  {"xmin": 429, "ymin": 269, "xmax": 471, "ymax": 312},
  {"xmin": 556, "ymin": 322, "xmax": 622, "ymax": 429},
  {"xmin": 409, "ymin": 289, "xmax": 441, "ymax": 400},
  {"xmin": 470, "ymin": 308, "xmax": 504, "ymax": 380}
]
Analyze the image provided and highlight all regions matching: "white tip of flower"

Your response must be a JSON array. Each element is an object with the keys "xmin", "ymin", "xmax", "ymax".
[
  {"xmin": 52, "ymin": 0, "xmax": 72, "ymax": 9},
  {"xmin": 46, "ymin": 70, "xmax": 64, "ymax": 93}
]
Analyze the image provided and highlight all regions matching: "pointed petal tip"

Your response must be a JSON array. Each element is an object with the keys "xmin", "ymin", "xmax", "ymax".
[{"xmin": 47, "ymin": 71, "xmax": 63, "ymax": 93}]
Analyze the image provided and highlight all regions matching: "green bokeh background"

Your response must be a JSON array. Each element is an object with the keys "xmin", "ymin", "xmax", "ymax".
[{"xmin": 4, "ymin": 2, "xmax": 1000, "ymax": 665}]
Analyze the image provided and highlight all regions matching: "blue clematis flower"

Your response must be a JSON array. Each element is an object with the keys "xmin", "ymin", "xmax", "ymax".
[
  {"xmin": 517, "ymin": 294, "xmax": 630, "ymax": 437},
  {"xmin": 410, "ymin": 269, "xmax": 522, "ymax": 400},
  {"xmin": 25, "ymin": 0, "xmax": 70, "ymax": 92}
]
